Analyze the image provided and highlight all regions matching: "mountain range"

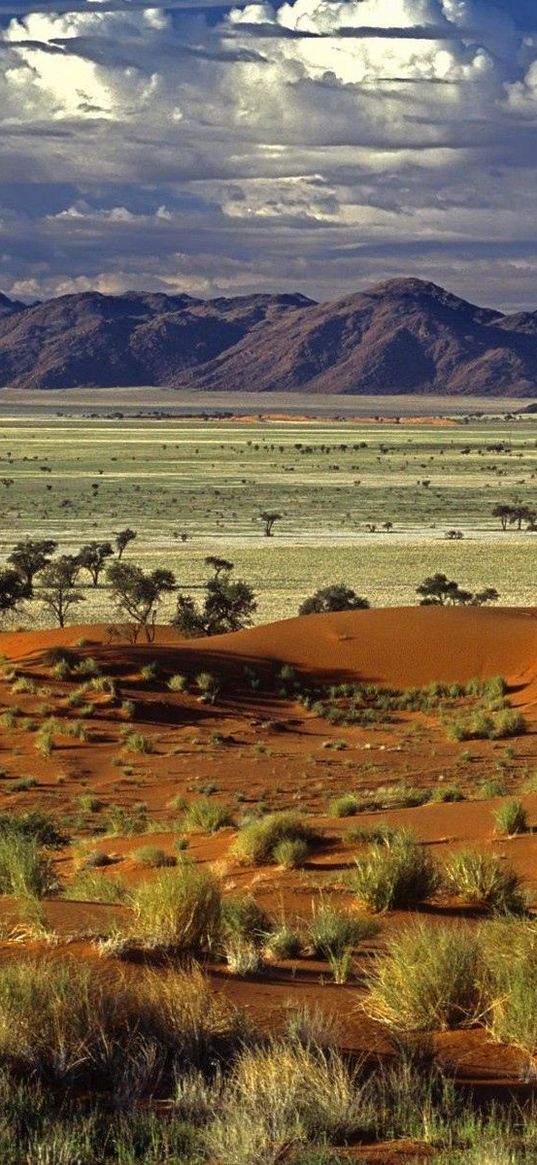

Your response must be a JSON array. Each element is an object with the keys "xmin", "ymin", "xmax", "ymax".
[{"xmin": 1, "ymin": 277, "xmax": 537, "ymax": 395}]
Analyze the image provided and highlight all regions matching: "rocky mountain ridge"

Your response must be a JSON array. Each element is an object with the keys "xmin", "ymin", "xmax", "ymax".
[{"xmin": 0, "ymin": 278, "xmax": 536, "ymax": 395}]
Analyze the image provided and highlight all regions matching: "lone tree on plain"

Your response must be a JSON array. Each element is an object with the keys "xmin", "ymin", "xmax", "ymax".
[
  {"xmin": 8, "ymin": 538, "xmax": 57, "ymax": 590},
  {"xmin": 40, "ymin": 560, "xmax": 84, "ymax": 628},
  {"xmin": 78, "ymin": 541, "xmax": 114, "ymax": 587},
  {"xmin": 299, "ymin": 584, "xmax": 370, "ymax": 616},
  {"xmin": 173, "ymin": 560, "xmax": 257, "ymax": 637},
  {"xmin": 114, "ymin": 528, "xmax": 137, "ymax": 560},
  {"xmin": 107, "ymin": 562, "xmax": 175, "ymax": 643},
  {"xmin": 416, "ymin": 573, "xmax": 499, "ymax": 607},
  {"xmin": 259, "ymin": 511, "xmax": 282, "ymax": 537}
]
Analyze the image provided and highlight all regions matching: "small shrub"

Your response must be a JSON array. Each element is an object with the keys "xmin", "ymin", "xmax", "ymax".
[
  {"xmin": 308, "ymin": 902, "xmax": 378, "ymax": 959},
  {"xmin": 0, "ymin": 833, "xmax": 56, "ymax": 898},
  {"xmin": 134, "ymin": 846, "xmax": 175, "ymax": 868},
  {"xmin": 352, "ymin": 832, "xmax": 440, "ymax": 913},
  {"xmin": 140, "ymin": 662, "xmax": 159, "ymax": 681},
  {"xmin": 492, "ymin": 709, "xmax": 527, "ymax": 739},
  {"xmin": 273, "ymin": 838, "xmax": 310, "ymax": 869},
  {"xmin": 51, "ymin": 659, "xmax": 71, "ymax": 680},
  {"xmin": 168, "ymin": 673, "xmax": 187, "ymax": 692},
  {"xmin": 265, "ymin": 924, "xmax": 302, "ymax": 960},
  {"xmin": 78, "ymin": 794, "xmax": 104, "ymax": 814},
  {"xmin": 122, "ymin": 731, "xmax": 154, "ymax": 755},
  {"xmin": 231, "ymin": 812, "xmax": 321, "ymax": 866},
  {"xmin": 493, "ymin": 798, "xmax": 528, "ymax": 836},
  {"xmin": 8, "ymin": 776, "xmax": 37, "ymax": 793},
  {"xmin": 121, "ymin": 699, "xmax": 136, "ymax": 719},
  {"xmin": 363, "ymin": 919, "xmax": 484, "ymax": 1031},
  {"xmin": 195, "ymin": 672, "xmax": 221, "ymax": 704},
  {"xmin": 345, "ymin": 821, "xmax": 398, "ymax": 845},
  {"xmin": 107, "ymin": 803, "xmax": 148, "ymax": 836},
  {"xmin": 444, "ymin": 848, "xmax": 526, "ymax": 913},
  {"xmin": 63, "ymin": 871, "xmax": 128, "ymax": 903},
  {"xmin": 223, "ymin": 935, "xmax": 262, "ymax": 976},
  {"xmin": 478, "ymin": 775, "xmax": 508, "ymax": 799},
  {"xmin": 431, "ymin": 784, "xmax": 464, "ymax": 804},
  {"xmin": 328, "ymin": 793, "xmax": 361, "ymax": 818},
  {"xmin": 131, "ymin": 862, "xmax": 221, "ymax": 951},
  {"xmin": 75, "ymin": 658, "xmax": 101, "ymax": 678},
  {"xmin": 221, "ymin": 894, "xmax": 269, "ymax": 943},
  {"xmin": 183, "ymin": 797, "xmax": 233, "ymax": 833}
]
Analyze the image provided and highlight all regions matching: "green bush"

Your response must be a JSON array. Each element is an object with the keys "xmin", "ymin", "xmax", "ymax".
[
  {"xmin": 443, "ymin": 848, "xmax": 526, "ymax": 913},
  {"xmin": 132, "ymin": 862, "xmax": 222, "ymax": 951},
  {"xmin": 168, "ymin": 673, "xmax": 188, "ymax": 692},
  {"xmin": 231, "ymin": 812, "xmax": 320, "ymax": 867},
  {"xmin": 493, "ymin": 798, "xmax": 528, "ymax": 836},
  {"xmin": 352, "ymin": 832, "xmax": 440, "ymax": 913},
  {"xmin": 363, "ymin": 920, "xmax": 484, "ymax": 1031}
]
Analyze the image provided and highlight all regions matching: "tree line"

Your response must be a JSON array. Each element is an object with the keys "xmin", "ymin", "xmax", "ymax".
[{"xmin": 0, "ymin": 534, "xmax": 500, "ymax": 643}]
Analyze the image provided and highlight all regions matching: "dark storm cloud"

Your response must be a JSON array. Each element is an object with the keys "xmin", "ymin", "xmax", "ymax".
[{"xmin": 2, "ymin": 0, "xmax": 537, "ymax": 310}]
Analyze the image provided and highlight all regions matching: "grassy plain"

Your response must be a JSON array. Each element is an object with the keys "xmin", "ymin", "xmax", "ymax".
[{"xmin": 1, "ymin": 413, "xmax": 537, "ymax": 623}]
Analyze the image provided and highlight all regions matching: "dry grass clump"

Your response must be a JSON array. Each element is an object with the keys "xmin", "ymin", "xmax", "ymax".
[
  {"xmin": 0, "ymin": 832, "xmax": 56, "ymax": 899},
  {"xmin": 0, "ymin": 959, "xmax": 243, "ymax": 1087},
  {"xmin": 133, "ymin": 845, "xmax": 175, "ymax": 869},
  {"xmin": 182, "ymin": 797, "xmax": 234, "ymax": 834},
  {"xmin": 363, "ymin": 920, "xmax": 484, "ymax": 1032},
  {"xmin": 308, "ymin": 902, "xmax": 378, "ymax": 960},
  {"xmin": 62, "ymin": 870, "xmax": 128, "ymax": 904},
  {"xmin": 493, "ymin": 799, "xmax": 528, "ymax": 837},
  {"xmin": 352, "ymin": 831, "xmax": 440, "ymax": 912},
  {"xmin": 204, "ymin": 1041, "xmax": 375, "ymax": 1165},
  {"xmin": 131, "ymin": 861, "xmax": 221, "ymax": 951},
  {"xmin": 231, "ymin": 812, "xmax": 321, "ymax": 867},
  {"xmin": 444, "ymin": 849, "xmax": 527, "ymax": 913},
  {"xmin": 328, "ymin": 793, "xmax": 361, "ymax": 818},
  {"xmin": 480, "ymin": 918, "xmax": 537, "ymax": 1059}
]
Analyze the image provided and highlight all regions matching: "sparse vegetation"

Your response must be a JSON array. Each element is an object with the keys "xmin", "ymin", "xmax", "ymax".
[
  {"xmin": 352, "ymin": 831, "xmax": 440, "ymax": 912},
  {"xmin": 232, "ymin": 812, "xmax": 321, "ymax": 866}
]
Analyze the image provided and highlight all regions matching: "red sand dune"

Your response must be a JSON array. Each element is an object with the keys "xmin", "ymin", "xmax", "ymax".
[{"xmin": 4, "ymin": 606, "xmax": 537, "ymax": 702}]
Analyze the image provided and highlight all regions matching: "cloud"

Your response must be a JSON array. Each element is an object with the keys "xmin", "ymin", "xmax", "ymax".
[{"xmin": 1, "ymin": 0, "xmax": 537, "ymax": 311}]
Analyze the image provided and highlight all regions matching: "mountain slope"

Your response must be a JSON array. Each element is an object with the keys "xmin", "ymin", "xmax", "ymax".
[{"xmin": 0, "ymin": 278, "xmax": 536, "ymax": 394}]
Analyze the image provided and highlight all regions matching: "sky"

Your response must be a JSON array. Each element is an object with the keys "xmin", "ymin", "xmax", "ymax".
[{"xmin": 1, "ymin": 0, "xmax": 537, "ymax": 309}]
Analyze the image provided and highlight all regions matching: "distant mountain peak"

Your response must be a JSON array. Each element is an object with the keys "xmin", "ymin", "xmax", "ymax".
[{"xmin": 0, "ymin": 278, "xmax": 535, "ymax": 395}]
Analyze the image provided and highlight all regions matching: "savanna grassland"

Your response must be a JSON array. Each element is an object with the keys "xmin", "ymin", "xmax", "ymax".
[{"xmin": 1, "ymin": 412, "xmax": 537, "ymax": 625}]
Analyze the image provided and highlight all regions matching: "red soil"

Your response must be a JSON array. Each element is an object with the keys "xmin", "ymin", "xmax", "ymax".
[{"xmin": 1, "ymin": 605, "xmax": 537, "ymax": 1141}]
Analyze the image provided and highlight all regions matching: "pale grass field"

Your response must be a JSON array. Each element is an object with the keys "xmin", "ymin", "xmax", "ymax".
[{"xmin": 1, "ymin": 413, "xmax": 536, "ymax": 625}]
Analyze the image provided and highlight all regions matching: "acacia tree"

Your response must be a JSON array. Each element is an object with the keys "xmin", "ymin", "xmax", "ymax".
[
  {"xmin": 40, "ymin": 561, "xmax": 85, "ymax": 628},
  {"xmin": 0, "ymin": 570, "xmax": 31, "ymax": 618},
  {"xmin": 416, "ymin": 573, "xmax": 499, "ymax": 607},
  {"xmin": 259, "ymin": 511, "xmax": 282, "ymax": 537},
  {"xmin": 299, "ymin": 584, "xmax": 370, "ymax": 615},
  {"xmin": 114, "ymin": 528, "xmax": 137, "ymax": 560},
  {"xmin": 173, "ymin": 560, "xmax": 257, "ymax": 637},
  {"xmin": 57, "ymin": 554, "xmax": 82, "ymax": 587},
  {"xmin": 78, "ymin": 542, "xmax": 114, "ymax": 587},
  {"xmin": 8, "ymin": 538, "xmax": 57, "ymax": 590},
  {"xmin": 107, "ymin": 562, "xmax": 175, "ymax": 643}
]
